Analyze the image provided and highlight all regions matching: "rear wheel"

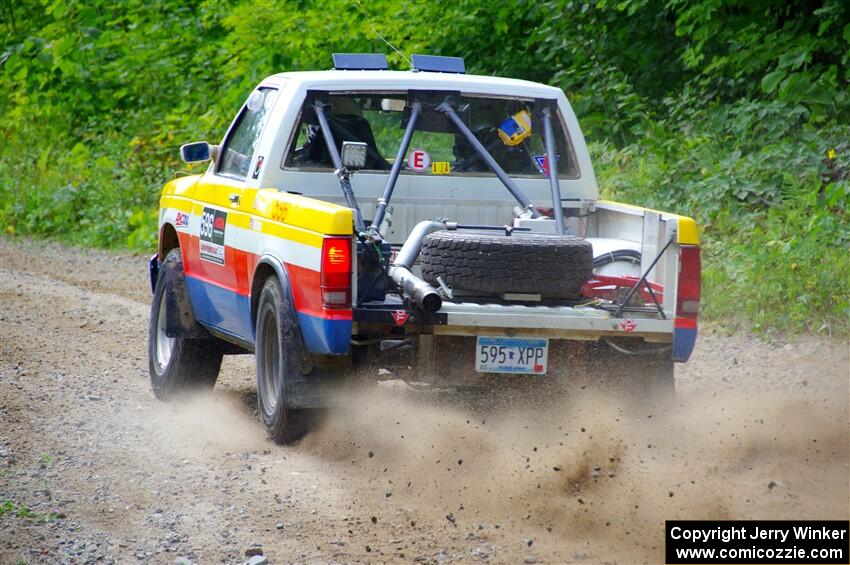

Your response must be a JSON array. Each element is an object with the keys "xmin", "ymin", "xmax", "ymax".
[
  {"xmin": 255, "ymin": 277, "xmax": 314, "ymax": 444},
  {"xmin": 148, "ymin": 249, "xmax": 223, "ymax": 399}
]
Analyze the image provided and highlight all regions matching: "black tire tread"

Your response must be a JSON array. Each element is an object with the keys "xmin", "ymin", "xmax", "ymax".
[
  {"xmin": 255, "ymin": 277, "xmax": 313, "ymax": 444},
  {"xmin": 420, "ymin": 231, "xmax": 593, "ymax": 299}
]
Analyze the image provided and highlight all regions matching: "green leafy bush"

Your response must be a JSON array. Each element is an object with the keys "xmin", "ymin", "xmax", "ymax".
[{"xmin": 594, "ymin": 98, "xmax": 850, "ymax": 334}]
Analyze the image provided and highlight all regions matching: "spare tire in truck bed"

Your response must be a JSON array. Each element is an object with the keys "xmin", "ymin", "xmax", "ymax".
[{"xmin": 420, "ymin": 231, "xmax": 593, "ymax": 299}]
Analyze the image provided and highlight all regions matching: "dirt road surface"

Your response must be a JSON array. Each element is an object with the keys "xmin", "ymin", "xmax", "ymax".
[{"xmin": 1, "ymin": 237, "xmax": 848, "ymax": 564}]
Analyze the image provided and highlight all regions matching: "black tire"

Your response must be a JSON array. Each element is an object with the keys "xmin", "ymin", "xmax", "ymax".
[
  {"xmin": 420, "ymin": 231, "xmax": 593, "ymax": 299},
  {"xmin": 255, "ymin": 277, "xmax": 314, "ymax": 444},
  {"xmin": 148, "ymin": 249, "xmax": 223, "ymax": 399}
]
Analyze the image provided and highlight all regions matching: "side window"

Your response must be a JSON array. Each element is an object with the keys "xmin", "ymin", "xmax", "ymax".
[{"xmin": 218, "ymin": 88, "xmax": 278, "ymax": 179}]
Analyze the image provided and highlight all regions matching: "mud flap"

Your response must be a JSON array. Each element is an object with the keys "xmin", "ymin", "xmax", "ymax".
[
  {"xmin": 287, "ymin": 379, "xmax": 339, "ymax": 408},
  {"xmin": 672, "ymin": 324, "xmax": 697, "ymax": 362},
  {"xmin": 149, "ymin": 254, "xmax": 159, "ymax": 294},
  {"xmin": 282, "ymin": 298, "xmax": 320, "ymax": 408},
  {"xmin": 160, "ymin": 253, "xmax": 214, "ymax": 340}
]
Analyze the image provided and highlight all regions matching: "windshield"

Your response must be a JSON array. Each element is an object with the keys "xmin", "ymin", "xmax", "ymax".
[{"xmin": 283, "ymin": 92, "xmax": 578, "ymax": 179}]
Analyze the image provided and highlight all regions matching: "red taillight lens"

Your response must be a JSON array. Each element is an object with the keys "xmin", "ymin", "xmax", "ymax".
[
  {"xmin": 676, "ymin": 245, "xmax": 701, "ymax": 320},
  {"xmin": 321, "ymin": 236, "xmax": 352, "ymax": 308}
]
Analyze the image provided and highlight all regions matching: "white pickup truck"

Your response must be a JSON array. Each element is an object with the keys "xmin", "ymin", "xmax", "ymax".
[{"xmin": 149, "ymin": 53, "xmax": 701, "ymax": 442}]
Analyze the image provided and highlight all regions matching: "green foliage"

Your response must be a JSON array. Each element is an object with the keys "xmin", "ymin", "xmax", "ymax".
[
  {"xmin": 0, "ymin": 0, "xmax": 224, "ymax": 246},
  {"xmin": 594, "ymin": 97, "xmax": 850, "ymax": 334},
  {"xmin": 0, "ymin": 498, "xmax": 57, "ymax": 522},
  {"xmin": 1, "ymin": 0, "xmax": 848, "ymax": 334},
  {"xmin": 669, "ymin": 0, "xmax": 849, "ymax": 115}
]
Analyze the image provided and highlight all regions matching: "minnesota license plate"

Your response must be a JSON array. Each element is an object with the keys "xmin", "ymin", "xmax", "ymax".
[{"xmin": 475, "ymin": 337, "xmax": 549, "ymax": 375}]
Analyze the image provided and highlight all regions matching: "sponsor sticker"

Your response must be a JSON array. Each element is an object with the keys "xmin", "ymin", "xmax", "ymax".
[
  {"xmin": 270, "ymin": 201, "xmax": 289, "ymax": 223},
  {"xmin": 200, "ymin": 207, "xmax": 227, "ymax": 265},
  {"xmin": 620, "ymin": 319, "xmax": 637, "ymax": 332},
  {"xmin": 533, "ymin": 154, "xmax": 560, "ymax": 178},
  {"xmin": 252, "ymin": 155, "xmax": 264, "ymax": 179},
  {"xmin": 391, "ymin": 310, "xmax": 410, "ymax": 326},
  {"xmin": 431, "ymin": 161, "xmax": 451, "ymax": 175},
  {"xmin": 174, "ymin": 211, "xmax": 189, "ymax": 229},
  {"xmin": 407, "ymin": 149, "xmax": 431, "ymax": 173}
]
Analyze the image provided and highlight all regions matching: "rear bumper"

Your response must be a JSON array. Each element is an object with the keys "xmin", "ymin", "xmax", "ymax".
[
  {"xmin": 354, "ymin": 299, "xmax": 697, "ymax": 362},
  {"xmin": 442, "ymin": 302, "xmax": 699, "ymax": 362},
  {"xmin": 355, "ymin": 300, "xmax": 676, "ymax": 340},
  {"xmin": 436, "ymin": 301, "xmax": 673, "ymax": 341}
]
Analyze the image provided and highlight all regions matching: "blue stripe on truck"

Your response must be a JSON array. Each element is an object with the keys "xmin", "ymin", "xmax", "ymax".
[{"xmin": 296, "ymin": 313, "xmax": 352, "ymax": 355}]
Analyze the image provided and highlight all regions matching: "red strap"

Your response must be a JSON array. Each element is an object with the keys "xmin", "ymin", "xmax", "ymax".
[{"xmin": 581, "ymin": 274, "xmax": 664, "ymax": 304}]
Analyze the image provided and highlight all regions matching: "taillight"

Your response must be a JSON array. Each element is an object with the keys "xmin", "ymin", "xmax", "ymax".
[
  {"xmin": 676, "ymin": 245, "xmax": 701, "ymax": 324},
  {"xmin": 321, "ymin": 236, "xmax": 352, "ymax": 309}
]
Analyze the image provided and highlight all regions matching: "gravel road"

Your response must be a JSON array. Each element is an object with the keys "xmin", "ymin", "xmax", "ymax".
[{"xmin": 1, "ymin": 237, "xmax": 848, "ymax": 564}]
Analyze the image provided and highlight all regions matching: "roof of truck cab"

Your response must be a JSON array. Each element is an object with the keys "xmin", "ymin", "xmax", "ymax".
[{"xmin": 264, "ymin": 70, "xmax": 565, "ymax": 99}]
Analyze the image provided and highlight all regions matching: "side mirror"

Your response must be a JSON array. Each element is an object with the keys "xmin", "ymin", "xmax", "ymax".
[
  {"xmin": 341, "ymin": 141, "xmax": 368, "ymax": 170},
  {"xmin": 180, "ymin": 141, "xmax": 219, "ymax": 163}
]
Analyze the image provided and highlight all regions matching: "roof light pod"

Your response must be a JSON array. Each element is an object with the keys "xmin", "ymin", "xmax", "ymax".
[
  {"xmin": 331, "ymin": 53, "xmax": 389, "ymax": 71},
  {"xmin": 411, "ymin": 54, "xmax": 465, "ymax": 74}
]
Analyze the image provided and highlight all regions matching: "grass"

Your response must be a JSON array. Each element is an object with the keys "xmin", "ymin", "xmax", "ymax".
[
  {"xmin": 0, "ymin": 499, "xmax": 60, "ymax": 523},
  {"xmin": 39, "ymin": 453, "xmax": 53, "ymax": 468}
]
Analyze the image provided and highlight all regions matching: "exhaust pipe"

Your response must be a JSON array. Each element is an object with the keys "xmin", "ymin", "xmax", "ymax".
[
  {"xmin": 388, "ymin": 221, "xmax": 446, "ymax": 313},
  {"xmin": 391, "ymin": 268, "xmax": 444, "ymax": 313}
]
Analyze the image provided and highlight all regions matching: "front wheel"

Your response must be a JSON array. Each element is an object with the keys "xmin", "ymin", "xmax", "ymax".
[
  {"xmin": 148, "ymin": 249, "xmax": 223, "ymax": 399},
  {"xmin": 255, "ymin": 277, "xmax": 314, "ymax": 444}
]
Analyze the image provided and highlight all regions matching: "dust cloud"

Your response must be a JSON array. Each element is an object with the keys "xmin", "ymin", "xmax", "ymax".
[
  {"xmin": 135, "ymin": 389, "xmax": 269, "ymax": 455},
  {"xmin": 302, "ymin": 381, "xmax": 849, "ymax": 560}
]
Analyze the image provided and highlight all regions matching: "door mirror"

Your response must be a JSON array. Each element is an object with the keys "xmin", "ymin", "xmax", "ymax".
[{"xmin": 180, "ymin": 141, "xmax": 214, "ymax": 163}]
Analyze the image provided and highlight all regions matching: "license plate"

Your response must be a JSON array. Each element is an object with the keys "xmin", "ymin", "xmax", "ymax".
[{"xmin": 475, "ymin": 337, "xmax": 549, "ymax": 375}]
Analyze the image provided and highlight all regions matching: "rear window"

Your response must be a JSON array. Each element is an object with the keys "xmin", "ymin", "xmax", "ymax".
[{"xmin": 282, "ymin": 92, "xmax": 578, "ymax": 179}]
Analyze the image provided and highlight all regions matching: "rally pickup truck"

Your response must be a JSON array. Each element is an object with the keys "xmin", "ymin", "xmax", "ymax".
[{"xmin": 148, "ymin": 53, "xmax": 700, "ymax": 443}]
